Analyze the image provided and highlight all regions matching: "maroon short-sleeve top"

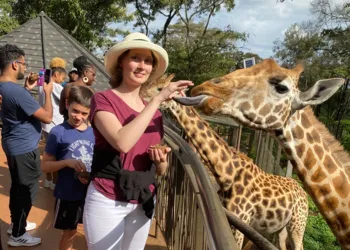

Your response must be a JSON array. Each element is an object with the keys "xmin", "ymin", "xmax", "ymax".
[{"xmin": 89, "ymin": 89, "xmax": 164, "ymax": 203}]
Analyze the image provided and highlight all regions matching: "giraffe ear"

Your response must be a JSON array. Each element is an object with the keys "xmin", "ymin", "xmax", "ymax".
[{"xmin": 292, "ymin": 78, "xmax": 345, "ymax": 110}]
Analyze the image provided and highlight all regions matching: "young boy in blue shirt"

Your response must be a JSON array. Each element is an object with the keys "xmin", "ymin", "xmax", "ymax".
[{"xmin": 41, "ymin": 86, "xmax": 94, "ymax": 250}]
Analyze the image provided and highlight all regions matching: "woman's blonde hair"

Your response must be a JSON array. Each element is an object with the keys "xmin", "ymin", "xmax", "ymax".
[
  {"xmin": 109, "ymin": 50, "xmax": 158, "ymax": 89},
  {"xmin": 50, "ymin": 57, "xmax": 66, "ymax": 69}
]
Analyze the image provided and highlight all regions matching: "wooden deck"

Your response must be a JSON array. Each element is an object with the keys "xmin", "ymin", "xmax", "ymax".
[{"xmin": 0, "ymin": 141, "xmax": 167, "ymax": 250}]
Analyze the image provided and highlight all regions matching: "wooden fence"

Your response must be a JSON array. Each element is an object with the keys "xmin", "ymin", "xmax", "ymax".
[{"xmin": 177, "ymin": 113, "xmax": 293, "ymax": 178}]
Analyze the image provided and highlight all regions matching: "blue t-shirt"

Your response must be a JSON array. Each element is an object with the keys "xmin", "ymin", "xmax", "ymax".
[
  {"xmin": 0, "ymin": 82, "xmax": 41, "ymax": 156},
  {"xmin": 45, "ymin": 122, "xmax": 95, "ymax": 201}
]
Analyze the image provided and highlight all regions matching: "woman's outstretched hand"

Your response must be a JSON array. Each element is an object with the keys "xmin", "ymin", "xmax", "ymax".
[{"xmin": 156, "ymin": 80, "xmax": 193, "ymax": 102}]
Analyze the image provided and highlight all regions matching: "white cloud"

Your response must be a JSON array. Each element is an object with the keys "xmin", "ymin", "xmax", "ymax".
[{"xmin": 208, "ymin": 0, "xmax": 317, "ymax": 58}]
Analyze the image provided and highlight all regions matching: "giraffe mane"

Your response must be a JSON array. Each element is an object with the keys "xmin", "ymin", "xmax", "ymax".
[{"xmin": 304, "ymin": 106, "xmax": 350, "ymax": 176}]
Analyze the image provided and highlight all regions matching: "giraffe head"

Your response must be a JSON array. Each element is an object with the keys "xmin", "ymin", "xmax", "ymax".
[{"xmin": 175, "ymin": 59, "xmax": 344, "ymax": 131}]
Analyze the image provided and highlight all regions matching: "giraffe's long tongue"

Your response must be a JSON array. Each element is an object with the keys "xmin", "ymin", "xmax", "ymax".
[{"xmin": 173, "ymin": 95, "xmax": 207, "ymax": 106}]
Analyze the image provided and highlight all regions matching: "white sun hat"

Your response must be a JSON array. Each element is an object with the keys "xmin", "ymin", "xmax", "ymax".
[{"xmin": 104, "ymin": 32, "xmax": 169, "ymax": 81}]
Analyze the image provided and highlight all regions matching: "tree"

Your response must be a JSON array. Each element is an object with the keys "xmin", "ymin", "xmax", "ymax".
[
  {"xmin": 0, "ymin": 0, "xmax": 19, "ymax": 36},
  {"xmin": 273, "ymin": 22, "xmax": 325, "ymax": 68},
  {"xmin": 310, "ymin": 0, "xmax": 350, "ymax": 63},
  {"xmin": 128, "ymin": 0, "xmax": 236, "ymax": 48},
  {"xmin": 125, "ymin": 0, "xmax": 251, "ymax": 84},
  {"xmin": 10, "ymin": 0, "xmax": 132, "ymax": 51},
  {"xmin": 230, "ymin": 51, "xmax": 263, "ymax": 71},
  {"xmin": 165, "ymin": 21, "xmax": 247, "ymax": 84}
]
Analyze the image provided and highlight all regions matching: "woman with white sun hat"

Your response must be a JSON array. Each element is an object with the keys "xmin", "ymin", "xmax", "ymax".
[{"xmin": 83, "ymin": 32, "xmax": 193, "ymax": 250}]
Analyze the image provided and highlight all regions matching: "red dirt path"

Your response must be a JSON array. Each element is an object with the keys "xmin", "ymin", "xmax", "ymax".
[{"xmin": 0, "ymin": 141, "xmax": 167, "ymax": 250}]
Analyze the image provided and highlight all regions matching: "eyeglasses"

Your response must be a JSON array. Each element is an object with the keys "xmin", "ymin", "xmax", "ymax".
[{"xmin": 15, "ymin": 61, "xmax": 28, "ymax": 68}]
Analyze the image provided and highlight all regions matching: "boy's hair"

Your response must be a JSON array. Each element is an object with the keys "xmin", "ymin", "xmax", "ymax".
[
  {"xmin": 68, "ymin": 86, "xmax": 93, "ymax": 108},
  {"xmin": 0, "ymin": 44, "xmax": 25, "ymax": 72}
]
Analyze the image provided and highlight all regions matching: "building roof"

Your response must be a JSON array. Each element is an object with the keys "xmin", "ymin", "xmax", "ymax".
[{"xmin": 0, "ymin": 11, "xmax": 110, "ymax": 91}]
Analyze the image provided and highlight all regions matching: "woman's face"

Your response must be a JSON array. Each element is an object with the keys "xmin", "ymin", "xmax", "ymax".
[
  {"xmin": 69, "ymin": 72, "xmax": 79, "ymax": 82},
  {"xmin": 85, "ymin": 66, "xmax": 96, "ymax": 86},
  {"xmin": 120, "ymin": 49, "xmax": 154, "ymax": 87}
]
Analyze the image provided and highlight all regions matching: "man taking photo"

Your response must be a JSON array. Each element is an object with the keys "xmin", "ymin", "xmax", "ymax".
[{"xmin": 0, "ymin": 44, "xmax": 53, "ymax": 247}]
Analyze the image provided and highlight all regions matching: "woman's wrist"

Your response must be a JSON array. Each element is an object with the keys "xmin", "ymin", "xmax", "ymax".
[
  {"xmin": 152, "ymin": 94, "xmax": 164, "ymax": 104},
  {"xmin": 155, "ymin": 161, "xmax": 168, "ymax": 175}
]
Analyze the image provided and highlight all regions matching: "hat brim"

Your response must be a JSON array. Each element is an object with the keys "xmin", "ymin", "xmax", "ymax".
[{"xmin": 104, "ymin": 41, "xmax": 169, "ymax": 82}]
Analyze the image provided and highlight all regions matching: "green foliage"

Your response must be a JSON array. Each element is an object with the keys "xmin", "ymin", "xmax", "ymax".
[
  {"xmin": 304, "ymin": 196, "xmax": 341, "ymax": 250},
  {"xmin": 9, "ymin": 0, "xmax": 132, "ymax": 51},
  {"xmin": 165, "ymin": 21, "xmax": 247, "ymax": 84},
  {"xmin": 0, "ymin": 0, "xmax": 19, "ymax": 36},
  {"xmin": 127, "ymin": 0, "xmax": 236, "ymax": 47},
  {"xmin": 291, "ymin": 175, "xmax": 340, "ymax": 249},
  {"xmin": 273, "ymin": 22, "xmax": 324, "ymax": 68}
]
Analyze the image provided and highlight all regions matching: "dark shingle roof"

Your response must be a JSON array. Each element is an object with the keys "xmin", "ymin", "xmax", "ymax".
[{"xmin": 0, "ymin": 11, "xmax": 110, "ymax": 91}]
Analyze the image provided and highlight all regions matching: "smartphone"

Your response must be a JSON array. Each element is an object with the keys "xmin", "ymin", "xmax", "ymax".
[
  {"xmin": 37, "ymin": 68, "xmax": 45, "ymax": 86},
  {"xmin": 44, "ymin": 69, "xmax": 52, "ymax": 84}
]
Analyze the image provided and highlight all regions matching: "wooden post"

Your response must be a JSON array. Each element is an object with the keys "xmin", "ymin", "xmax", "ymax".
[
  {"xmin": 286, "ymin": 161, "xmax": 293, "ymax": 177},
  {"xmin": 236, "ymin": 126, "xmax": 242, "ymax": 152},
  {"xmin": 231, "ymin": 127, "xmax": 239, "ymax": 149},
  {"xmin": 255, "ymin": 131, "xmax": 263, "ymax": 165},
  {"xmin": 258, "ymin": 133, "xmax": 267, "ymax": 171},
  {"xmin": 266, "ymin": 136, "xmax": 275, "ymax": 174},
  {"xmin": 274, "ymin": 145, "xmax": 282, "ymax": 175}
]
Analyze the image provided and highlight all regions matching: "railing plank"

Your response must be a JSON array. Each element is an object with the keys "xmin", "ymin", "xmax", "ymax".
[{"xmin": 160, "ymin": 125, "xmax": 239, "ymax": 250}]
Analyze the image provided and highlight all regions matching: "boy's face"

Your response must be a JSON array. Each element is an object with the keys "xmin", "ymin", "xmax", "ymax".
[{"xmin": 67, "ymin": 102, "xmax": 90, "ymax": 128}]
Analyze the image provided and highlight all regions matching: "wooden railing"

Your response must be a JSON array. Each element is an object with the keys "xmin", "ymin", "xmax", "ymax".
[{"xmin": 156, "ymin": 124, "xmax": 239, "ymax": 250}]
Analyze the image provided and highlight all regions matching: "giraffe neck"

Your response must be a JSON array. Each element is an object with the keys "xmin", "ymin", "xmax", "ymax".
[
  {"xmin": 279, "ymin": 107, "xmax": 350, "ymax": 247},
  {"xmin": 168, "ymin": 101, "xmax": 255, "ymax": 190}
]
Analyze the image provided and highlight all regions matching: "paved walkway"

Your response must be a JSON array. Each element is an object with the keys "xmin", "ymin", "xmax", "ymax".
[{"xmin": 0, "ymin": 141, "xmax": 167, "ymax": 250}]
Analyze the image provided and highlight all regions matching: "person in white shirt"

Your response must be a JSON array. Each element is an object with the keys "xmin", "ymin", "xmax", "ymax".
[{"xmin": 38, "ymin": 57, "xmax": 67, "ymax": 190}]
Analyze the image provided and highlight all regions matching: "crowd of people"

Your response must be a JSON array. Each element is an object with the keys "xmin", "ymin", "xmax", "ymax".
[{"xmin": 0, "ymin": 32, "xmax": 193, "ymax": 250}]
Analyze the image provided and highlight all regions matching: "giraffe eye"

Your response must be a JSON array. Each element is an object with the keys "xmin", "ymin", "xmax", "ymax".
[
  {"xmin": 275, "ymin": 84, "xmax": 289, "ymax": 94},
  {"xmin": 157, "ymin": 88, "xmax": 163, "ymax": 91}
]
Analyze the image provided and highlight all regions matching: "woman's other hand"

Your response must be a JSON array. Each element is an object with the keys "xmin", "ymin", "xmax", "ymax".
[{"xmin": 149, "ymin": 146, "xmax": 171, "ymax": 175}]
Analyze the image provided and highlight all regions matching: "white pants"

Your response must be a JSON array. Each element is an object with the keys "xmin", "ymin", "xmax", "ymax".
[{"xmin": 83, "ymin": 183, "xmax": 153, "ymax": 250}]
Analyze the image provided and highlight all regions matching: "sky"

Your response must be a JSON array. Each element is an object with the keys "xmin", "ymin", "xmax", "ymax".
[
  {"xmin": 210, "ymin": 0, "xmax": 313, "ymax": 58},
  {"xmin": 113, "ymin": 0, "xmax": 344, "ymax": 59}
]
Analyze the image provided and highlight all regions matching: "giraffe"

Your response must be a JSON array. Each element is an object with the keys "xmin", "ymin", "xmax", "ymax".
[
  {"xmin": 173, "ymin": 59, "xmax": 350, "ymax": 249},
  {"xmin": 142, "ymin": 74, "xmax": 308, "ymax": 250}
]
